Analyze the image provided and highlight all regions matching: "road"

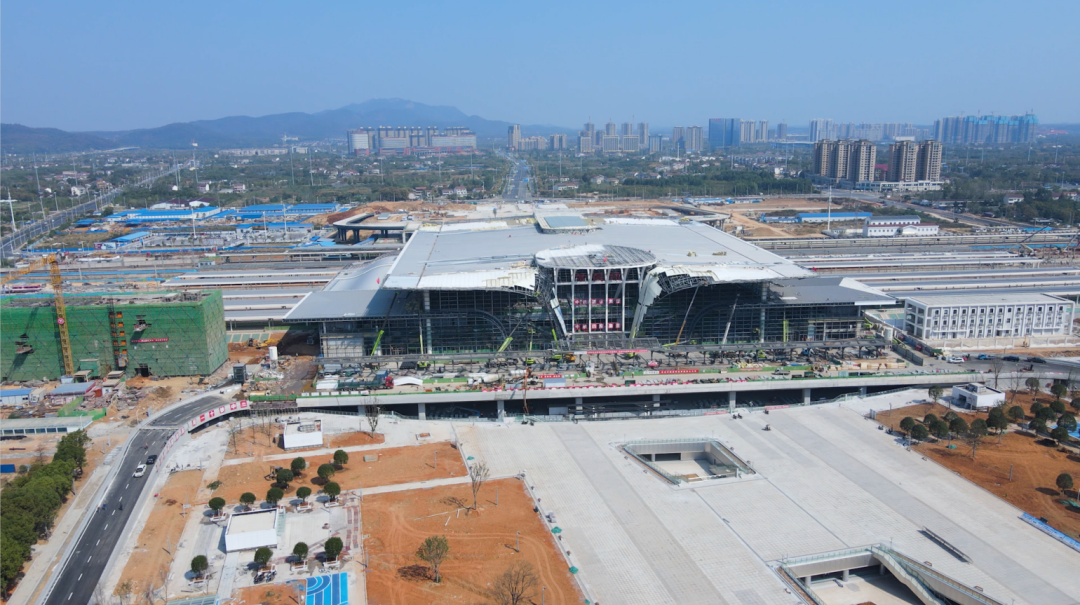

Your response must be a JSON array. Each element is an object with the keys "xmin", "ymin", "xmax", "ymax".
[
  {"xmin": 503, "ymin": 155, "xmax": 532, "ymax": 201},
  {"xmin": 42, "ymin": 392, "xmax": 230, "ymax": 605}
]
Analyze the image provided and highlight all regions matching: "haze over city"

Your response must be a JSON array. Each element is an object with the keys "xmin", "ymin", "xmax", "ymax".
[{"xmin": 2, "ymin": 0, "xmax": 1079, "ymax": 132}]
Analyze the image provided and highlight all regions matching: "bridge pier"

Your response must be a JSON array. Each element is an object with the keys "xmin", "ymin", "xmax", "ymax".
[
  {"xmin": 803, "ymin": 388, "xmax": 811, "ymax": 405},
  {"xmin": 728, "ymin": 391, "xmax": 736, "ymax": 411},
  {"xmin": 417, "ymin": 403, "xmax": 426, "ymax": 420},
  {"xmin": 497, "ymin": 401, "xmax": 505, "ymax": 419}
]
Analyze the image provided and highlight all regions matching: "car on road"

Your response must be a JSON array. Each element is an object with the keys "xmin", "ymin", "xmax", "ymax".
[
  {"xmin": 976, "ymin": 354, "xmax": 997, "ymax": 360},
  {"xmin": 1003, "ymin": 355, "xmax": 1021, "ymax": 362},
  {"xmin": 133, "ymin": 464, "xmax": 147, "ymax": 478},
  {"xmin": 146, "ymin": 454, "xmax": 158, "ymax": 465},
  {"xmin": 1027, "ymin": 356, "xmax": 1046, "ymax": 364},
  {"xmin": 945, "ymin": 355, "xmax": 966, "ymax": 363}
]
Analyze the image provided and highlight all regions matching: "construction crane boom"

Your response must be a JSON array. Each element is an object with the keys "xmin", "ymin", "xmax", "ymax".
[{"xmin": 2, "ymin": 254, "xmax": 75, "ymax": 375}]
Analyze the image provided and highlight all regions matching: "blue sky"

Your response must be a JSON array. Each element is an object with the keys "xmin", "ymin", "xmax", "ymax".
[{"xmin": 2, "ymin": 0, "xmax": 1077, "ymax": 131}]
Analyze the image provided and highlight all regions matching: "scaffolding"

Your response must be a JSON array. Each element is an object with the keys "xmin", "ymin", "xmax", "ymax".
[{"xmin": 1, "ymin": 291, "xmax": 228, "ymax": 381}]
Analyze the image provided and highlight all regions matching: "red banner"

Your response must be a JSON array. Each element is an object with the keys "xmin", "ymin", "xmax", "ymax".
[
  {"xmin": 658, "ymin": 368, "xmax": 699, "ymax": 374},
  {"xmin": 187, "ymin": 399, "xmax": 249, "ymax": 430}
]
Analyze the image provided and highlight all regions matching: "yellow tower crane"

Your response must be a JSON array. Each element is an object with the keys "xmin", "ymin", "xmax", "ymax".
[{"xmin": 2, "ymin": 254, "xmax": 75, "ymax": 375}]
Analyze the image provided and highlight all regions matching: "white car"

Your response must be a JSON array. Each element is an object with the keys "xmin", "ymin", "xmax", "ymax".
[
  {"xmin": 133, "ymin": 464, "xmax": 147, "ymax": 478},
  {"xmin": 946, "ymin": 355, "xmax": 966, "ymax": 363}
]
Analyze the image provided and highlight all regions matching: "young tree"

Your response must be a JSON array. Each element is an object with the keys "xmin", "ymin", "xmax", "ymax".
[
  {"xmin": 190, "ymin": 555, "xmax": 209, "ymax": 579},
  {"xmin": 296, "ymin": 486, "xmax": 312, "ymax": 503},
  {"xmin": 239, "ymin": 492, "xmax": 256, "ymax": 510},
  {"xmin": 415, "ymin": 536, "xmax": 450, "ymax": 582},
  {"xmin": 324, "ymin": 481, "xmax": 341, "ymax": 502},
  {"xmin": 292, "ymin": 541, "xmax": 309, "ymax": 562},
  {"xmin": 492, "ymin": 560, "xmax": 539, "ymax": 605},
  {"xmin": 324, "ymin": 536, "xmax": 344, "ymax": 562},
  {"xmin": 928, "ymin": 385, "xmax": 943, "ymax": 405},
  {"xmin": 1026, "ymin": 376, "xmax": 1040, "ymax": 395},
  {"xmin": 1036, "ymin": 406, "xmax": 1057, "ymax": 422},
  {"xmin": 208, "ymin": 497, "xmax": 226, "ymax": 515},
  {"xmin": 911, "ymin": 424, "xmax": 930, "ymax": 442},
  {"xmin": 1030, "ymin": 418, "xmax": 1048, "ymax": 434},
  {"xmin": 1071, "ymin": 397, "xmax": 1080, "ymax": 413},
  {"xmin": 923, "ymin": 413, "xmax": 940, "ymax": 425},
  {"xmin": 366, "ymin": 404, "xmax": 381, "ymax": 436},
  {"xmin": 468, "ymin": 462, "xmax": 490, "ymax": 511},
  {"xmin": 254, "ymin": 547, "xmax": 273, "ymax": 569},
  {"xmin": 969, "ymin": 418, "xmax": 988, "ymax": 437},
  {"xmin": 276, "ymin": 468, "xmax": 294, "ymax": 487},
  {"xmin": 1050, "ymin": 425, "xmax": 1072, "ymax": 444},
  {"xmin": 317, "ymin": 463, "xmax": 336, "ymax": 481},
  {"xmin": 1007, "ymin": 405, "xmax": 1026, "ymax": 423},
  {"xmin": 333, "ymin": 450, "xmax": 349, "ymax": 466},
  {"xmin": 266, "ymin": 487, "xmax": 284, "ymax": 506},
  {"xmin": 930, "ymin": 419, "xmax": 950, "ymax": 440},
  {"xmin": 1059, "ymin": 412, "xmax": 1077, "ymax": 432},
  {"xmin": 1050, "ymin": 399, "xmax": 1066, "ymax": 415},
  {"xmin": 1057, "ymin": 473, "xmax": 1075, "ymax": 498},
  {"xmin": 291, "ymin": 457, "xmax": 307, "ymax": 476},
  {"xmin": 949, "ymin": 416, "xmax": 969, "ymax": 439},
  {"xmin": 988, "ymin": 358, "xmax": 1005, "ymax": 389},
  {"xmin": 1051, "ymin": 383, "xmax": 1068, "ymax": 401},
  {"xmin": 899, "ymin": 417, "xmax": 916, "ymax": 435}
]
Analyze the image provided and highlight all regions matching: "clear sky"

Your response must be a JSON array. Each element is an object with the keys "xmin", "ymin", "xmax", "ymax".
[{"xmin": 2, "ymin": 0, "xmax": 1077, "ymax": 132}]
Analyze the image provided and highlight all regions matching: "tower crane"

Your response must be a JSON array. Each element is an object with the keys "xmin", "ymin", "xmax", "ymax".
[{"xmin": 1, "ymin": 254, "xmax": 75, "ymax": 375}]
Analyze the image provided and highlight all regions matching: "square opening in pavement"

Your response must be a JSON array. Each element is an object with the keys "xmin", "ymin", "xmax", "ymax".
[{"xmin": 623, "ymin": 439, "xmax": 755, "ymax": 485}]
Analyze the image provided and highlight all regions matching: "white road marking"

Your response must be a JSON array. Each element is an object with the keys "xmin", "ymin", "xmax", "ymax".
[
  {"xmin": 96, "ymin": 540, "xmax": 100, "ymax": 545},
  {"xmin": 126, "ymin": 483, "xmax": 129, "ymax": 489},
  {"xmin": 118, "ymin": 496, "xmax": 122, "ymax": 502},
  {"xmin": 87, "ymin": 556, "xmax": 92, "ymax": 562},
  {"xmin": 111, "ymin": 510, "xmax": 115, "ymax": 515},
  {"xmin": 68, "ymin": 592, "xmax": 73, "ymax": 600},
  {"xmin": 78, "ymin": 574, "xmax": 83, "ymax": 581},
  {"xmin": 104, "ymin": 524, "xmax": 108, "ymax": 530}
]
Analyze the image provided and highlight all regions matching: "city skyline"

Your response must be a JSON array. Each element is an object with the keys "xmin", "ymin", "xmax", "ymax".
[{"xmin": 3, "ymin": 1, "xmax": 1078, "ymax": 132}]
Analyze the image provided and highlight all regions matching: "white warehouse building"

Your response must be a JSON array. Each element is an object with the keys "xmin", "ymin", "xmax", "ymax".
[
  {"xmin": 224, "ymin": 509, "xmax": 279, "ymax": 552},
  {"xmin": 863, "ymin": 216, "xmax": 939, "ymax": 238},
  {"xmin": 904, "ymin": 293, "xmax": 1075, "ymax": 349}
]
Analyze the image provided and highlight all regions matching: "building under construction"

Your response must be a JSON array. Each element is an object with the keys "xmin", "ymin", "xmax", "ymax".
[
  {"xmin": 284, "ymin": 215, "xmax": 895, "ymax": 362},
  {"xmin": 1, "ymin": 291, "xmax": 228, "ymax": 381}
]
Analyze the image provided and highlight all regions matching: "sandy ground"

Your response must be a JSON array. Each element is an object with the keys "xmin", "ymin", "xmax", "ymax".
[
  {"xmin": 213, "ymin": 441, "xmax": 468, "ymax": 506},
  {"xmin": 364, "ymin": 478, "xmax": 582, "ymax": 605},
  {"xmin": 113, "ymin": 470, "xmax": 204, "ymax": 598},
  {"xmin": 875, "ymin": 396, "xmax": 1080, "ymax": 538},
  {"xmin": 328, "ymin": 431, "xmax": 386, "ymax": 448},
  {"xmin": 234, "ymin": 584, "xmax": 299, "ymax": 605}
]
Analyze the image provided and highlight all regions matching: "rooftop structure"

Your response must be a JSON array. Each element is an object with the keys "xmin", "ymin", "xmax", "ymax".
[
  {"xmin": 224, "ymin": 509, "xmax": 279, "ymax": 552},
  {"xmin": 1, "ymin": 415, "xmax": 93, "ymax": 435},
  {"xmin": 904, "ymin": 292, "xmax": 1074, "ymax": 349}
]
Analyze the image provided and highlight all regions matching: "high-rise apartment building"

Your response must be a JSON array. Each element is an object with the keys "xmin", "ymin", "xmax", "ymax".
[
  {"xmin": 638, "ymin": 122, "xmax": 649, "ymax": 146},
  {"xmin": 809, "ymin": 119, "xmax": 835, "ymax": 142},
  {"xmin": 812, "ymin": 139, "xmax": 875, "ymax": 182},
  {"xmin": 933, "ymin": 114, "xmax": 1037, "ymax": 145},
  {"xmin": 739, "ymin": 121, "xmax": 755, "ymax": 145},
  {"xmin": 776, "ymin": 122, "xmax": 788, "ymax": 140},
  {"xmin": 550, "ymin": 134, "xmax": 567, "ymax": 150},
  {"xmin": 602, "ymin": 135, "xmax": 621, "ymax": 153},
  {"xmin": 708, "ymin": 118, "xmax": 740, "ymax": 148},
  {"xmin": 648, "ymin": 134, "xmax": 663, "ymax": 154},
  {"xmin": 671, "ymin": 127, "xmax": 686, "ymax": 152},
  {"xmin": 847, "ymin": 139, "xmax": 876, "ymax": 182},
  {"xmin": 605, "ymin": 121, "xmax": 617, "ymax": 136},
  {"xmin": 887, "ymin": 141, "xmax": 917, "ymax": 182},
  {"xmin": 578, "ymin": 134, "xmax": 594, "ymax": 154},
  {"xmin": 685, "ymin": 126, "xmax": 704, "ymax": 153},
  {"xmin": 621, "ymin": 123, "xmax": 633, "ymax": 137},
  {"xmin": 621, "ymin": 134, "xmax": 640, "ymax": 152},
  {"xmin": 755, "ymin": 120, "xmax": 769, "ymax": 143},
  {"xmin": 508, "ymin": 124, "xmax": 522, "ymax": 150},
  {"xmin": 915, "ymin": 140, "xmax": 942, "ymax": 181}
]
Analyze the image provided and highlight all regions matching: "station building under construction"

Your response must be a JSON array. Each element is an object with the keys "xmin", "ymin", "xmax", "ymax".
[
  {"xmin": 1, "ymin": 291, "xmax": 228, "ymax": 381},
  {"xmin": 284, "ymin": 216, "xmax": 895, "ymax": 361}
]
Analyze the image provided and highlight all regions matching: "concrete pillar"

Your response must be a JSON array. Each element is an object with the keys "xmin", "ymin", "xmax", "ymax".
[
  {"xmin": 497, "ymin": 400, "xmax": 505, "ymax": 419},
  {"xmin": 842, "ymin": 569, "xmax": 849, "ymax": 581},
  {"xmin": 879, "ymin": 563, "xmax": 886, "ymax": 576},
  {"xmin": 802, "ymin": 576, "xmax": 811, "ymax": 589},
  {"xmin": 652, "ymin": 394, "xmax": 660, "ymax": 404},
  {"xmin": 417, "ymin": 403, "xmax": 426, "ymax": 421},
  {"xmin": 728, "ymin": 391, "xmax": 736, "ymax": 410},
  {"xmin": 859, "ymin": 386, "xmax": 867, "ymax": 396},
  {"xmin": 803, "ymin": 388, "xmax": 811, "ymax": 405}
]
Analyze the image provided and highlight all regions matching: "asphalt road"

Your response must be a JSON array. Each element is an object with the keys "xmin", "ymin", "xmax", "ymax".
[{"xmin": 43, "ymin": 392, "xmax": 230, "ymax": 605}]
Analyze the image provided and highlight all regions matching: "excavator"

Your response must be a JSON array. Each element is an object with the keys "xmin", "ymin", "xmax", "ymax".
[{"xmin": 1, "ymin": 254, "xmax": 75, "ymax": 375}]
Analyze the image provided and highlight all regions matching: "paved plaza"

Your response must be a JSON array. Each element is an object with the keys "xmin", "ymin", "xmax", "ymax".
[{"xmin": 454, "ymin": 396, "xmax": 1080, "ymax": 605}]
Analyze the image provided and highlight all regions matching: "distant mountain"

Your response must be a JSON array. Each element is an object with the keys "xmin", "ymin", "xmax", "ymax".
[
  {"xmin": 0, "ymin": 123, "xmax": 113, "ymax": 154},
  {"xmin": 1, "ymin": 99, "xmax": 576, "ymax": 153}
]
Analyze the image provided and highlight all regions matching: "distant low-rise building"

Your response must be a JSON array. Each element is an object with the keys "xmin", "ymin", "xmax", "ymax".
[
  {"xmin": 951, "ymin": 383, "xmax": 1005, "ymax": 410},
  {"xmin": 904, "ymin": 293, "xmax": 1074, "ymax": 348},
  {"xmin": 863, "ymin": 216, "xmax": 939, "ymax": 237}
]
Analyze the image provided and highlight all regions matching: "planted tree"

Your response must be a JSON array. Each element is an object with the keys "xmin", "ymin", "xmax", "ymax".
[
  {"xmin": 468, "ymin": 462, "xmax": 490, "ymax": 511},
  {"xmin": 366, "ymin": 404, "xmax": 381, "ymax": 436},
  {"xmin": 208, "ymin": 497, "xmax": 226, "ymax": 516},
  {"xmin": 1071, "ymin": 397, "xmax": 1080, "ymax": 412},
  {"xmin": 1030, "ymin": 418, "xmax": 1048, "ymax": 434},
  {"xmin": 254, "ymin": 547, "xmax": 273, "ymax": 569},
  {"xmin": 296, "ymin": 486, "xmax": 312, "ymax": 503},
  {"xmin": 899, "ymin": 417, "xmax": 916, "ymax": 435},
  {"xmin": 324, "ymin": 482, "xmax": 341, "ymax": 502},
  {"xmin": 930, "ymin": 419, "xmax": 950, "ymax": 440},
  {"xmin": 969, "ymin": 418, "xmax": 988, "ymax": 437},
  {"xmin": 492, "ymin": 560, "xmax": 539, "ymax": 605},
  {"xmin": 928, "ymin": 385, "xmax": 943, "ymax": 405},
  {"xmin": 1007, "ymin": 405, "xmax": 1026, "ymax": 423},
  {"xmin": 1036, "ymin": 406, "xmax": 1057, "ymax": 422},
  {"xmin": 1050, "ymin": 399, "xmax": 1066, "ymax": 415},
  {"xmin": 266, "ymin": 487, "xmax": 284, "ymax": 506},
  {"xmin": 333, "ymin": 450, "xmax": 349, "ymax": 467},
  {"xmin": 1057, "ymin": 473, "xmax": 1075, "ymax": 498},
  {"xmin": 276, "ymin": 468, "xmax": 294, "ymax": 487},
  {"xmin": 317, "ymin": 463, "xmax": 336, "ymax": 481},
  {"xmin": 1051, "ymin": 383, "xmax": 1068, "ymax": 401},
  {"xmin": 324, "ymin": 536, "xmax": 344, "ymax": 562},
  {"xmin": 293, "ymin": 541, "xmax": 309, "ymax": 562},
  {"xmin": 190, "ymin": 555, "xmax": 209, "ymax": 579},
  {"xmin": 923, "ymin": 413, "xmax": 940, "ymax": 425},
  {"xmin": 1031, "ymin": 401, "xmax": 1045, "ymax": 416},
  {"xmin": 1059, "ymin": 412, "xmax": 1077, "ymax": 432},
  {"xmin": 911, "ymin": 424, "xmax": 929, "ymax": 442},
  {"xmin": 949, "ymin": 417, "xmax": 969, "ymax": 440},
  {"xmin": 415, "ymin": 535, "xmax": 449, "ymax": 582},
  {"xmin": 291, "ymin": 457, "xmax": 307, "ymax": 476},
  {"xmin": 1026, "ymin": 376, "xmax": 1040, "ymax": 395},
  {"xmin": 239, "ymin": 492, "xmax": 256, "ymax": 510},
  {"xmin": 1051, "ymin": 425, "xmax": 1072, "ymax": 444}
]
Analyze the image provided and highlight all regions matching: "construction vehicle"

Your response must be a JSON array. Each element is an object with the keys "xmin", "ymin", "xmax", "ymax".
[{"xmin": 1, "ymin": 254, "xmax": 75, "ymax": 375}]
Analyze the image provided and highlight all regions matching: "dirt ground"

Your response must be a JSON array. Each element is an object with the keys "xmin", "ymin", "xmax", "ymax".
[
  {"xmin": 875, "ymin": 396, "xmax": 1080, "ymax": 538},
  {"xmin": 213, "ymin": 441, "xmax": 468, "ymax": 506},
  {"xmin": 364, "ymin": 478, "xmax": 583, "ymax": 605},
  {"xmin": 114, "ymin": 470, "xmax": 204, "ymax": 598},
  {"xmin": 234, "ymin": 584, "xmax": 298, "ymax": 605},
  {"xmin": 328, "ymin": 431, "xmax": 386, "ymax": 448}
]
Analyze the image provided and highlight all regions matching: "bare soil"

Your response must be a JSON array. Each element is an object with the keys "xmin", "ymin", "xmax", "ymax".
[
  {"xmin": 213, "ymin": 442, "xmax": 468, "ymax": 506},
  {"xmin": 364, "ymin": 478, "xmax": 583, "ymax": 605},
  {"xmin": 876, "ymin": 396, "xmax": 1080, "ymax": 538},
  {"xmin": 328, "ymin": 431, "xmax": 386, "ymax": 448},
  {"xmin": 114, "ymin": 470, "xmax": 203, "ymax": 597},
  {"xmin": 234, "ymin": 584, "xmax": 297, "ymax": 605}
]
